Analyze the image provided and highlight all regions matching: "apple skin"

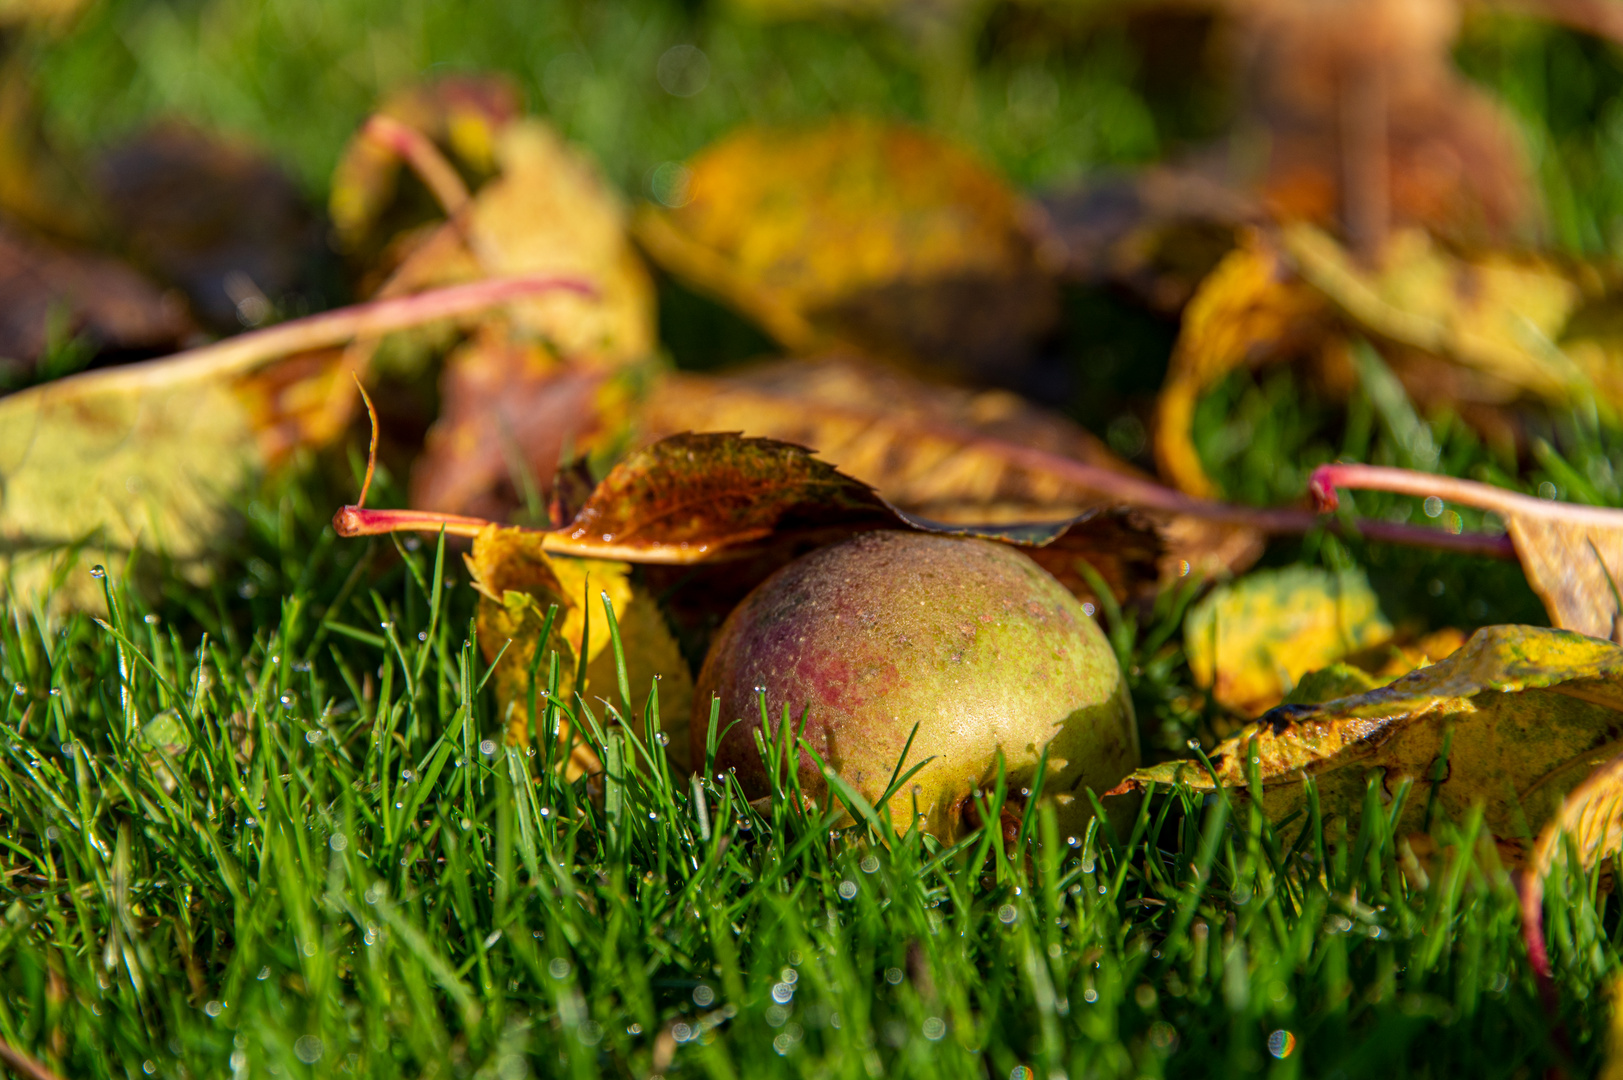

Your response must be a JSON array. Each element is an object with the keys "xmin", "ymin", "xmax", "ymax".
[{"xmin": 691, "ymin": 530, "xmax": 1137, "ymax": 837}]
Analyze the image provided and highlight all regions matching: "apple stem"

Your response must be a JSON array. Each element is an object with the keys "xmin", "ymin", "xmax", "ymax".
[{"xmin": 333, "ymin": 505, "xmax": 498, "ymax": 539}]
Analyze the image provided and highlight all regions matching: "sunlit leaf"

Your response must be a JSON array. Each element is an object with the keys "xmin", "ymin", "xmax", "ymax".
[
  {"xmin": 1111, "ymin": 624, "xmax": 1623, "ymax": 857},
  {"xmin": 466, "ymin": 524, "xmax": 693, "ymax": 773},
  {"xmin": 0, "ymin": 275, "xmax": 585, "ymax": 611}
]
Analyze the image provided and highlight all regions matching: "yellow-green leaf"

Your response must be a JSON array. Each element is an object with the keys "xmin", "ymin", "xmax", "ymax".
[
  {"xmin": 1184, "ymin": 565, "xmax": 1394, "ymax": 716},
  {"xmin": 1113, "ymin": 625, "xmax": 1623, "ymax": 857}
]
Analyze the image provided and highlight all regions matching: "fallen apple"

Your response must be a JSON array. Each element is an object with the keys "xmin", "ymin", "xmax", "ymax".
[{"xmin": 692, "ymin": 530, "xmax": 1138, "ymax": 838}]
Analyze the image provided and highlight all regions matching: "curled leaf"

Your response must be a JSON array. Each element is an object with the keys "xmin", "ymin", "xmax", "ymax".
[
  {"xmin": 1518, "ymin": 748, "xmax": 1623, "ymax": 982},
  {"xmin": 1111, "ymin": 625, "xmax": 1623, "ymax": 856}
]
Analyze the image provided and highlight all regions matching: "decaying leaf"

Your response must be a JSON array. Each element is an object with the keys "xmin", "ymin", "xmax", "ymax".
[
  {"xmin": 466, "ymin": 525, "xmax": 693, "ymax": 774},
  {"xmin": 339, "ymin": 431, "xmax": 1165, "ymax": 601},
  {"xmin": 1281, "ymin": 223, "xmax": 1598, "ymax": 405},
  {"xmin": 1111, "ymin": 625, "xmax": 1623, "ymax": 858},
  {"xmin": 94, "ymin": 123, "xmax": 332, "ymax": 332},
  {"xmin": 0, "ymin": 220, "xmax": 194, "ymax": 379},
  {"xmin": 0, "ymin": 274, "xmax": 586, "ymax": 611},
  {"xmin": 1228, "ymin": 0, "xmax": 1537, "ymax": 249},
  {"xmin": 1154, "ymin": 222, "xmax": 1623, "ymax": 499},
  {"xmin": 1184, "ymin": 565, "xmax": 1395, "ymax": 716},
  {"xmin": 1153, "ymin": 230, "xmax": 1330, "ymax": 498},
  {"xmin": 1312, "ymin": 462, "xmax": 1623, "ymax": 642},
  {"xmin": 1039, "ymin": 165, "xmax": 1260, "ymax": 312},
  {"xmin": 632, "ymin": 118, "xmax": 1061, "ymax": 375}
]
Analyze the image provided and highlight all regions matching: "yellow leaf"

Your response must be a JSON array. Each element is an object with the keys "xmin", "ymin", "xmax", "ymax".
[
  {"xmin": 0, "ymin": 275, "xmax": 576, "ymax": 611},
  {"xmin": 466, "ymin": 525, "xmax": 692, "ymax": 773},
  {"xmin": 633, "ymin": 118, "xmax": 1058, "ymax": 374},
  {"xmin": 1114, "ymin": 625, "xmax": 1623, "ymax": 856},
  {"xmin": 1154, "ymin": 231, "xmax": 1328, "ymax": 498}
]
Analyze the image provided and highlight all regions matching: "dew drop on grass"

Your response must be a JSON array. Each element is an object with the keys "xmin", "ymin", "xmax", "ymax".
[
  {"xmin": 838, "ymin": 880, "xmax": 858, "ymax": 900},
  {"xmin": 400, "ymin": 769, "xmax": 415, "ymax": 783},
  {"xmin": 656, "ymin": 732, "xmax": 670, "ymax": 746},
  {"xmin": 479, "ymin": 739, "xmax": 497, "ymax": 756},
  {"xmin": 417, "ymin": 631, "xmax": 428, "ymax": 643},
  {"xmin": 89, "ymin": 565, "xmax": 105, "ymax": 578},
  {"xmin": 1267, "ymin": 1030, "xmax": 1296, "ymax": 1059},
  {"xmin": 860, "ymin": 854, "xmax": 880, "ymax": 874},
  {"xmin": 143, "ymin": 614, "xmax": 160, "ymax": 626}
]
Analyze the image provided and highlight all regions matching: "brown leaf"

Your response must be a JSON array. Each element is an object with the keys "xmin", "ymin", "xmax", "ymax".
[
  {"xmin": 1227, "ymin": 0, "xmax": 1536, "ymax": 249},
  {"xmin": 341, "ymin": 431, "xmax": 1164, "ymax": 595},
  {"xmin": 1112, "ymin": 624, "xmax": 1623, "ymax": 855},
  {"xmin": 0, "ymin": 221, "xmax": 193, "ymax": 381},
  {"xmin": 632, "ymin": 118, "xmax": 1061, "ymax": 377},
  {"xmin": 1039, "ymin": 166, "xmax": 1261, "ymax": 312},
  {"xmin": 1312, "ymin": 462, "xmax": 1623, "ymax": 642},
  {"xmin": 94, "ymin": 123, "xmax": 331, "ymax": 332}
]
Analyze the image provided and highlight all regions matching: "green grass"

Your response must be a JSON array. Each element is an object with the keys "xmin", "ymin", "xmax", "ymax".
[{"xmin": 0, "ymin": 459, "xmax": 1619, "ymax": 1080}]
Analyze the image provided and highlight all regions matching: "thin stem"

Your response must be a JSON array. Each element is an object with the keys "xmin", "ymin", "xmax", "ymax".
[{"xmin": 334, "ymin": 506, "xmax": 491, "ymax": 540}]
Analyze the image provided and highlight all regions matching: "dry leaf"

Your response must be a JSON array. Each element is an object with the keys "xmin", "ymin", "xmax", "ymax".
[
  {"xmin": 0, "ymin": 275, "xmax": 585, "ymax": 610},
  {"xmin": 340, "ymin": 431, "xmax": 1164, "ymax": 598},
  {"xmin": 632, "ymin": 118, "xmax": 1060, "ymax": 376},
  {"xmin": 1225, "ymin": 0, "xmax": 1536, "ymax": 249},
  {"xmin": 1154, "ymin": 223, "xmax": 1623, "ymax": 499},
  {"xmin": 1183, "ymin": 565, "xmax": 1395, "ymax": 716},
  {"xmin": 1153, "ymin": 230, "xmax": 1330, "ymax": 498},
  {"xmin": 642, "ymin": 356, "xmax": 1267, "ymax": 588},
  {"xmin": 1111, "ymin": 624, "xmax": 1623, "ymax": 856},
  {"xmin": 1312, "ymin": 462, "xmax": 1623, "ymax": 642},
  {"xmin": 1281, "ymin": 223, "xmax": 1596, "ymax": 404}
]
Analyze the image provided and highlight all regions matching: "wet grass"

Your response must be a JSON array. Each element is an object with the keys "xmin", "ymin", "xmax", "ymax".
[{"xmin": 0, "ymin": 458, "xmax": 1619, "ymax": 1080}]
